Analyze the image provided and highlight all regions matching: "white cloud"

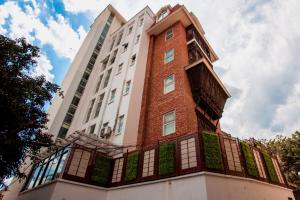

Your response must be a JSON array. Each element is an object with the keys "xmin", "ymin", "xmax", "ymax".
[
  {"xmin": 0, "ymin": 0, "xmax": 87, "ymax": 82},
  {"xmin": 62, "ymin": 0, "xmax": 109, "ymax": 17},
  {"xmin": 33, "ymin": 53, "xmax": 54, "ymax": 81},
  {"xmin": 0, "ymin": 1, "xmax": 87, "ymax": 59}
]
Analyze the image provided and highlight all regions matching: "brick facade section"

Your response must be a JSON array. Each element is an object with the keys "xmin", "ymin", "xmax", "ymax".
[{"xmin": 138, "ymin": 22, "xmax": 198, "ymax": 146}]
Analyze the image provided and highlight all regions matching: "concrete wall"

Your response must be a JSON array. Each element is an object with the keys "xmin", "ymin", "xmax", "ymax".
[
  {"xmin": 16, "ymin": 172, "xmax": 295, "ymax": 200},
  {"xmin": 67, "ymin": 6, "xmax": 155, "ymax": 147}
]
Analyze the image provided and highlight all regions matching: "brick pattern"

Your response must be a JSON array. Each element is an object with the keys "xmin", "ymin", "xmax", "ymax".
[{"xmin": 139, "ymin": 22, "xmax": 198, "ymax": 146}]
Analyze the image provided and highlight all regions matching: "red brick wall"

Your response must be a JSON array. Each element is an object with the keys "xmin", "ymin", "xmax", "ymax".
[{"xmin": 139, "ymin": 22, "xmax": 198, "ymax": 146}]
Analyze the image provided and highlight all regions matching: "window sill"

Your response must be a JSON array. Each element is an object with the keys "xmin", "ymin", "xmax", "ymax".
[
  {"xmin": 123, "ymin": 92, "xmax": 129, "ymax": 96},
  {"xmin": 115, "ymin": 132, "xmax": 122, "ymax": 136},
  {"xmin": 163, "ymin": 89, "xmax": 175, "ymax": 95},
  {"xmin": 162, "ymin": 132, "xmax": 176, "ymax": 137},
  {"xmin": 108, "ymin": 100, "xmax": 114, "ymax": 104}
]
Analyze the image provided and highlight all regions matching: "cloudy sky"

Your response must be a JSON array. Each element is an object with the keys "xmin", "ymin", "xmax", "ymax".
[{"xmin": 0, "ymin": 0, "xmax": 299, "ymax": 139}]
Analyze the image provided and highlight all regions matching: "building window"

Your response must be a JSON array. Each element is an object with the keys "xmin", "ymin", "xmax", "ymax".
[
  {"xmin": 85, "ymin": 99, "xmax": 95, "ymax": 123},
  {"xmin": 224, "ymin": 138, "xmax": 242, "ymax": 172},
  {"xmin": 124, "ymin": 80, "xmax": 131, "ymax": 95},
  {"xmin": 109, "ymin": 36, "xmax": 116, "ymax": 51},
  {"xmin": 128, "ymin": 26, "xmax": 133, "ymax": 35},
  {"xmin": 180, "ymin": 137, "xmax": 197, "ymax": 170},
  {"xmin": 110, "ymin": 49, "xmax": 118, "ymax": 65},
  {"xmin": 112, "ymin": 158, "xmax": 124, "ymax": 183},
  {"xmin": 157, "ymin": 9, "xmax": 169, "ymax": 22},
  {"xmin": 135, "ymin": 34, "xmax": 140, "ymax": 44},
  {"xmin": 163, "ymin": 111, "xmax": 175, "ymax": 135},
  {"xmin": 116, "ymin": 115, "xmax": 124, "ymax": 134},
  {"xmin": 25, "ymin": 146, "xmax": 70, "ymax": 190},
  {"xmin": 164, "ymin": 75, "xmax": 175, "ymax": 94},
  {"xmin": 116, "ymin": 63, "xmax": 123, "ymax": 75},
  {"xmin": 89, "ymin": 124, "xmax": 96, "ymax": 134},
  {"xmin": 101, "ymin": 56, "xmax": 109, "ymax": 72},
  {"xmin": 94, "ymin": 74, "xmax": 103, "ymax": 93},
  {"xmin": 116, "ymin": 31, "xmax": 123, "ymax": 46},
  {"xmin": 67, "ymin": 149, "xmax": 91, "ymax": 178},
  {"xmin": 130, "ymin": 54, "xmax": 136, "ymax": 66},
  {"xmin": 102, "ymin": 69, "xmax": 112, "ymax": 89},
  {"xmin": 122, "ymin": 43, "xmax": 128, "ymax": 52},
  {"xmin": 253, "ymin": 149, "xmax": 266, "ymax": 178},
  {"xmin": 110, "ymin": 89, "xmax": 116, "ymax": 103},
  {"xmin": 272, "ymin": 157, "xmax": 285, "ymax": 184},
  {"xmin": 139, "ymin": 17, "xmax": 144, "ymax": 26},
  {"xmin": 164, "ymin": 48, "xmax": 174, "ymax": 64},
  {"xmin": 165, "ymin": 28, "xmax": 173, "ymax": 40},
  {"xmin": 142, "ymin": 149, "xmax": 155, "ymax": 177},
  {"xmin": 94, "ymin": 93, "xmax": 104, "ymax": 118}
]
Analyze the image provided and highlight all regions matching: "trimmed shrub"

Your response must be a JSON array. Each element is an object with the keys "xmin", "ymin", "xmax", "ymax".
[
  {"xmin": 240, "ymin": 142, "xmax": 259, "ymax": 177},
  {"xmin": 262, "ymin": 152, "xmax": 279, "ymax": 183},
  {"xmin": 159, "ymin": 142, "xmax": 175, "ymax": 176},
  {"xmin": 91, "ymin": 155, "xmax": 112, "ymax": 185},
  {"xmin": 125, "ymin": 152, "xmax": 139, "ymax": 182},
  {"xmin": 202, "ymin": 131, "xmax": 224, "ymax": 170}
]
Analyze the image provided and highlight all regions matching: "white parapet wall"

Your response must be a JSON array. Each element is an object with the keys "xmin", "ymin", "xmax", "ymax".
[{"xmin": 17, "ymin": 172, "xmax": 295, "ymax": 200}]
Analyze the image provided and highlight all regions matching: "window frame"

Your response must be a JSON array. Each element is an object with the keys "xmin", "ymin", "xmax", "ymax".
[
  {"xmin": 162, "ymin": 110, "xmax": 176, "ymax": 136},
  {"xmin": 164, "ymin": 48, "xmax": 174, "ymax": 64},
  {"xmin": 135, "ymin": 34, "xmax": 140, "ymax": 44},
  {"xmin": 110, "ymin": 89, "xmax": 116, "ymax": 103},
  {"xmin": 124, "ymin": 80, "xmax": 131, "ymax": 95},
  {"xmin": 116, "ymin": 115, "xmax": 125, "ymax": 135},
  {"xmin": 130, "ymin": 54, "xmax": 136, "ymax": 66},
  {"xmin": 164, "ymin": 74, "xmax": 175, "ymax": 94},
  {"xmin": 165, "ymin": 28, "xmax": 173, "ymax": 40},
  {"xmin": 85, "ymin": 99, "xmax": 95, "ymax": 123},
  {"xmin": 116, "ymin": 63, "xmax": 123, "ymax": 75},
  {"xmin": 127, "ymin": 26, "xmax": 133, "ymax": 35}
]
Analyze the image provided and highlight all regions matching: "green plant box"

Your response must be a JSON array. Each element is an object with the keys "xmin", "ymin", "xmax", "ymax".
[
  {"xmin": 159, "ymin": 142, "xmax": 175, "ymax": 176},
  {"xmin": 125, "ymin": 152, "xmax": 139, "ymax": 182},
  {"xmin": 202, "ymin": 131, "xmax": 224, "ymax": 170},
  {"xmin": 91, "ymin": 155, "xmax": 112, "ymax": 185},
  {"xmin": 240, "ymin": 142, "xmax": 259, "ymax": 177},
  {"xmin": 262, "ymin": 152, "xmax": 279, "ymax": 183}
]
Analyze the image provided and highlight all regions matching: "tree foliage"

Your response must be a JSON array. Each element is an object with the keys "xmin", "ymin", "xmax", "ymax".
[
  {"xmin": 260, "ymin": 131, "xmax": 300, "ymax": 188},
  {"xmin": 0, "ymin": 34, "xmax": 60, "ymax": 185}
]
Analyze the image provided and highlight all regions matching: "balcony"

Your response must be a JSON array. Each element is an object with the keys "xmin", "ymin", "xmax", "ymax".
[
  {"xmin": 186, "ymin": 25, "xmax": 217, "ymax": 63},
  {"xmin": 185, "ymin": 61, "xmax": 229, "ymax": 120},
  {"xmin": 22, "ymin": 131, "xmax": 287, "ymax": 193}
]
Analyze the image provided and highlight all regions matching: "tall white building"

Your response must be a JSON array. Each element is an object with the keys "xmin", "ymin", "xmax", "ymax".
[{"xmin": 47, "ymin": 5, "xmax": 155, "ymax": 146}]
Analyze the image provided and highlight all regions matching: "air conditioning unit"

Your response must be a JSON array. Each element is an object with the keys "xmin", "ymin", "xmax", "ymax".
[{"xmin": 100, "ymin": 126, "xmax": 112, "ymax": 138}]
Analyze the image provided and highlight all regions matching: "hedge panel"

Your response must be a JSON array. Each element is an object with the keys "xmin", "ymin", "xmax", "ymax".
[
  {"xmin": 240, "ymin": 142, "xmax": 259, "ymax": 177},
  {"xmin": 91, "ymin": 155, "xmax": 112, "ymax": 185},
  {"xmin": 262, "ymin": 152, "xmax": 279, "ymax": 183},
  {"xmin": 202, "ymin": 131, "xmax": 224, "ymax": 170},
  {"xmin": 159, "ymin": 142, "xmax": 175, "ymax": 176},
  {"xmin": 125, "ymin": 152, "xmax": 139, "ymax": 182}
]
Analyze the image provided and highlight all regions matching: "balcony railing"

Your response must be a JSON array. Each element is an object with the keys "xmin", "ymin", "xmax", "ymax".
[
  {"xmin": 22, "ymin": 131, "xmax": 287, "ymax": 191},
  {"xmin": 186, "ymin": 25, "xmax": 212, "ymax": 62},
  {"xmin": 186, "ymin": 62, "xmax": 228, "ymax": 120}
]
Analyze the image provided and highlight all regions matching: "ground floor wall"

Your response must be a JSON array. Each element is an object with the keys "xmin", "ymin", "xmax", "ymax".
[{"xmin": 16, "ymin": 172, "xmax": 294, "ymax": 200}]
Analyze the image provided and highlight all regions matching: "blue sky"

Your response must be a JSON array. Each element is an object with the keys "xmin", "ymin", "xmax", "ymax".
[{"xmin": 1, "ymin": 0, "xmax": 300, "ymax": 139}]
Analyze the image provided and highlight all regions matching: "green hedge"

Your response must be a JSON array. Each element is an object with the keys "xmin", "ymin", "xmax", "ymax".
[
  {"xmin": 159, "ymin": 142, "xmax": 175, "ymax": 176},
  {"xmin": 91, "ymin": 155, "xmax": 112, "ymax": 185},
  {"xmin": 125, "ymin": 152, "xmax": 139, "ymax": 182},
  {"xmin": 202, "ymin": 131, "xmax": 224, "ymax": 170},
  {"xmin": 240, "ymin": 142, "xmax": 259, "ymax": 177},
  {"xmin": 262, "ymin": 152, "xmax": 279, "ymax": 183}
]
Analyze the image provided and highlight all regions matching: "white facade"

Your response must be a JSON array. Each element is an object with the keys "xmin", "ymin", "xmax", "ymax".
[
  {"xmin": 47, "ymin": 5, "xmax": 155, "ymax": 147},
  {"xmin": 16, "ymin": 172, "xmax": 295, "ymax": 200}
]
